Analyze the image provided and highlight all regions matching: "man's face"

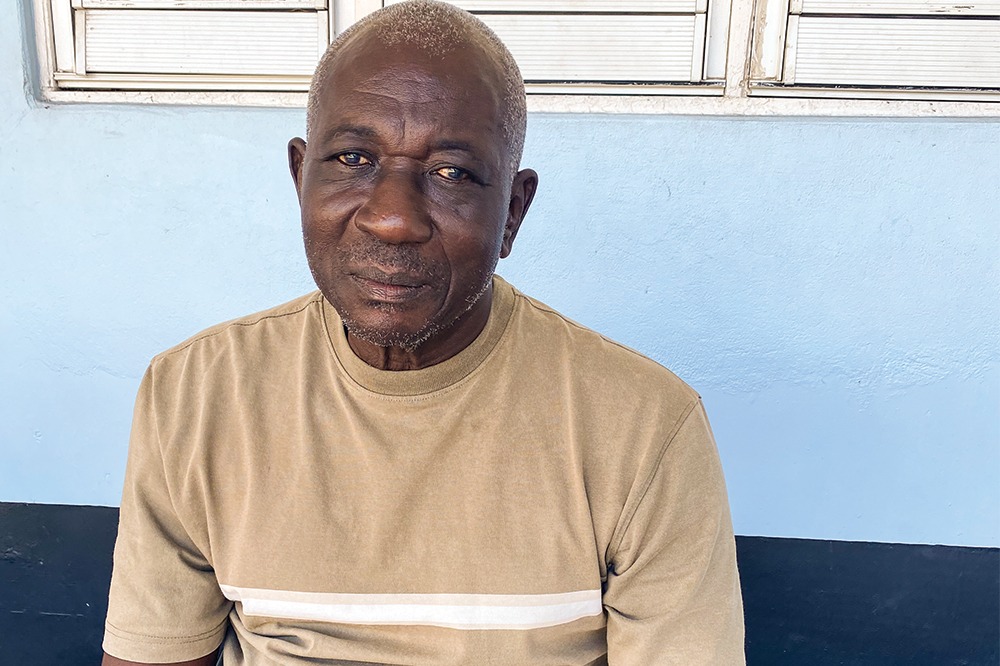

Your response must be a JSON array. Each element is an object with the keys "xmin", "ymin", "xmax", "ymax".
[{"xmin": 290, "ymin": 34, "xmax": 529, "ymax": 352}]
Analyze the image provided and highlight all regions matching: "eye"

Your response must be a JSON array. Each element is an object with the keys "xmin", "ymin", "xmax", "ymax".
[
  {"xmin": 337, "ymin": 152, "xmax": 371, "ymax": 167},
  {"xmin": 434, "ymin": 166, "xmax": 470, "ymax": 182}
]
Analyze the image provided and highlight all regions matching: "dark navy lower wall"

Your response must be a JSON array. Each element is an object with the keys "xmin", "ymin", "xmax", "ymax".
[
  {"xmin": 1, "ymin": 503, "xmax": 118, "ymax": 665},
  {"xmin": 1, "ymin": 502, "xmax": 997, "ymax": 665},
  {"xmin": 738, "ymin": 536, "xmax": 999, "ymax": 665}
]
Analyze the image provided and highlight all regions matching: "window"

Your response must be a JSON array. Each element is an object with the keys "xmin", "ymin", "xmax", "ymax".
[
  {"xmin": 43, "ymin": 0, "xmax": 334, "ymax": 91},
  {"xmin": 30, "ymin": 0, "xmax": 999, "ymax": 113},
  {"xmin": 392, "ymin": 1, "xmax": 733, "ymax": 95},
  {"xmin": 749, "ymin": 0, "xmax": 999, "ymax": 100}
]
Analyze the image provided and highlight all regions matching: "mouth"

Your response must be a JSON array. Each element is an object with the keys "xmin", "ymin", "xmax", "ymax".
[{"xmin": 349, "ymin": 269, "xmax": 430, "ymax": 302}]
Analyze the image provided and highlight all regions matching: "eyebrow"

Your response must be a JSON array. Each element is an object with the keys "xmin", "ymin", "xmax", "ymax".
[
  {"xmin": 432, "ymin": 139, "xmax": 478, "ymax": 155},
  {"xmin": 316, "ymin": 126, "xmax": 488, "ymax": 167},
  {"xmin": 318, "ymin": 124, "xmax": 380, "ymax": 144},
  {"xmin": 317, "ymin": 128, "xmax": 477, "ymax": 154}
]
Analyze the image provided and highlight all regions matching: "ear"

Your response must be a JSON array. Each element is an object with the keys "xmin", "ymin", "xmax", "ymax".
[
  {"xmin": 501, "ymin": 168, "xmax": 538, "ymax": 259},
  {"xmin": 288, "ymin": 137, "xmax": 308, "ymax": 203}
]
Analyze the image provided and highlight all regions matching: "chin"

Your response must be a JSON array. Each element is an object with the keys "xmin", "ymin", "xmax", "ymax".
[
  {"xmin": 343, "ymin": 318, "xmax": 441, "ymax": 352},
  {"xmin": 327, "ymin": 272, "xmax": 491, "ymax": 352},
  {"xmin": 332, "ymin": 298, "xmax": 438, "ymax": 350}
]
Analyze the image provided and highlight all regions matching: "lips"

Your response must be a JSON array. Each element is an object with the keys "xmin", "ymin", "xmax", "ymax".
[{"xmin": 349, "ymin": 269, "xmax": 429, "ymax": 303}]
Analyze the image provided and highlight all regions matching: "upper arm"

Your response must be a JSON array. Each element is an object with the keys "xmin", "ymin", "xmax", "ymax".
[{"xmin": 602, "ymin": 401, "xmax": 745, "ymax": 665}]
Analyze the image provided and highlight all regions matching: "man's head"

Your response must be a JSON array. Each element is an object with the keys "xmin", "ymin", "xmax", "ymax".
[{"xmin": 289, "ymin": 0, "xmax": 537, "ymax": 363}]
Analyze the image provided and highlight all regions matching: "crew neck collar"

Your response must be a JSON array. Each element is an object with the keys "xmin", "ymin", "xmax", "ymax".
[{"xmin": 323, "ymin": 275, "xmax": 515, "ymax": 396}]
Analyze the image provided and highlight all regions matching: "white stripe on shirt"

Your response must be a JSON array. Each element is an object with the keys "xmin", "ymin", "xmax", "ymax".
[{"xmin": 219, "ymin": 585, "xmax": 603, "ymax": 630}]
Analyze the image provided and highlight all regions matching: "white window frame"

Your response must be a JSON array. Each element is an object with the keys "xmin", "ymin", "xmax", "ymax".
[{"xmin": 29, "ymin": 0, "xmax": 999, "ymax": 116}]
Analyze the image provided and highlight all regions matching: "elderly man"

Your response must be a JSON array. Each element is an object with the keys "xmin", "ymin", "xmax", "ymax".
[{"xmin": 102, "ymin": 1, "xmax": 744, "ymax": 664}]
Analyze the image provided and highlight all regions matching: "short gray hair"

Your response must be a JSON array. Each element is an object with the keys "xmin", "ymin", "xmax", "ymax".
[{"xmin": 306, "ymin": 0, "xmax": 527, "ymax": 177}]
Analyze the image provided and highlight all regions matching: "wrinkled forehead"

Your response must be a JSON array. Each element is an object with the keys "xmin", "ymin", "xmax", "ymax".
[{"xmin": 314, "ymin": 30, "xmax": 505, "ymax": 136}]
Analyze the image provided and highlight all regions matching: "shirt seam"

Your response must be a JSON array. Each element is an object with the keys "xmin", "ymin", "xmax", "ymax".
[
  {"xmin": 155, "ymin": 294, "xmax": 322, "ymax": 362},
  {"xmin": 517, "ymin": 294, "xmax": 669, "ymax": 368},
  {"xmin": 606, "ymin": 397, "xmax": 702, "ymax": 564}
]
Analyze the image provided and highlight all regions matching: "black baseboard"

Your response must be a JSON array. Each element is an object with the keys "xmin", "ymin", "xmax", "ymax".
[
  {"xmin": 739, "ymin": 535, "xmax": 999, "ymax": 665},
  {"xmin": 1, "ymin": 502, "xmax": 118, "ymax": 665},
  {"xmin": 1, "ymin": 502, "xmax": 997, "ymax": 664}
]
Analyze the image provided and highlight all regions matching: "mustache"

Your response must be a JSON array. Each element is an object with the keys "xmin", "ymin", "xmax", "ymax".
[{"xmin": 339, "ymin": 237, "xmax": 447, "ymax": 283}]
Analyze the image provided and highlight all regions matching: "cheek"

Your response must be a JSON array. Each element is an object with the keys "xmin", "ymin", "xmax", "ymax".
[
  {"xmin": 427, "ymin": 194, "xmax": 508, "ymax": 258},
  {"xmin": 303, "ymin": 193, "xmax": 349, "ymax": 228},
  {"xmin": 301, "ymin": 214, "xmax": 335, "ymax": 259},
  {"xmin": 301, "ymin": 201, "xmax": 361, "ymax": 263},
  {"xmin": 438, "ymin": 221, "xmax": 505, "ymax": 284},
  {"xmin": 300, "ymin": 170, "xmax": 369, "ymax": 227},
  {"xmin": 301, "ymin": 200, "xmax": 350, "ymax": 270}
]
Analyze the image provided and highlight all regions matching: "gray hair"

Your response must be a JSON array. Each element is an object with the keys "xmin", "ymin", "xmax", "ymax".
[{"xmin": 306, "ymin": 0, "xmax": 527, "ymax": 178}]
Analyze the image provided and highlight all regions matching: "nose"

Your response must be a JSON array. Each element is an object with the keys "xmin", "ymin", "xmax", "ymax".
[{"xmin": 354, "ymin": 164, "xmax": 433, "ymax": 244}]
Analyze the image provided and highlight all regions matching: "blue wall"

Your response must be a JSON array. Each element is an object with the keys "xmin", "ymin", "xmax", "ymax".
[{"xmin": 2, "ymin": 3, "xmax": 997, "ymax": 547}]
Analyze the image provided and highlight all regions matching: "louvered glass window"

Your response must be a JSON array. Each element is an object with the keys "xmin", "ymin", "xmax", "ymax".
[
  {"xmin": 49, "ymin": 0, "xmax": 329, "ymax": 91},
  {"xmin": 30, "ymin": 0, "xmax": 1000, "ymax": 107},
  {"xmin": 385, "ymin": 0, "xmax": 733, "ymax": 94},
  {"xmin": 749, "ymin": 0, "xmax": 1000, "ymax": 100}
]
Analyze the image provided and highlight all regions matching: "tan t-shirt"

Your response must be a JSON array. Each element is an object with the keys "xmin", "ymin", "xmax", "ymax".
[{"xmin": 104, "ymin": 276, "xmax": 744, "ymax": 665}]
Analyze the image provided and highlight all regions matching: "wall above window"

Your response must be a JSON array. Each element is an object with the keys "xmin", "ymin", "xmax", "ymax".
[{"xmin": 30, "ymin": 0, "xmax": 999, "ymax": 115}]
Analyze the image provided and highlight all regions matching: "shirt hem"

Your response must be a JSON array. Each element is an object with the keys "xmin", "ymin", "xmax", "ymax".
[{"xmin": 103, "ymin": 618, "xmax": 227, "ymax": 663}]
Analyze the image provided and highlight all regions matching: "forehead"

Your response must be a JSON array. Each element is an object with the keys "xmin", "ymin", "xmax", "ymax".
[{"xmin": 314, "ymin": 32, "xmax": 504, "ymax": 144}]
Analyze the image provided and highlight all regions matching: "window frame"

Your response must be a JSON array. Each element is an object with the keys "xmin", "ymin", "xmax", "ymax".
[{"xmin": 28, "ymin": 0, "xmax": 1000, "ymax": 116}]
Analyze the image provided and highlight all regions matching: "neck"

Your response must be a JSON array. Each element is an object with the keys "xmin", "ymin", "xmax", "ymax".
[{"xmin": 347, "ymin": 286, "xmax": 493, "ymax": 371}]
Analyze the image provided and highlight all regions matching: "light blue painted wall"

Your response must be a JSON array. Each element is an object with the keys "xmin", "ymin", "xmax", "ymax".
[{"xmin": 2, "ymin": 3, "xmax": 997, "ymax": 547}]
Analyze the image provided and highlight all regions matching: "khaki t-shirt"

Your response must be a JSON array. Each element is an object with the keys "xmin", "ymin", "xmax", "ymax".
[{"xmin": 104, "ymin": 276, "xmax": 744, "ymax": 665}]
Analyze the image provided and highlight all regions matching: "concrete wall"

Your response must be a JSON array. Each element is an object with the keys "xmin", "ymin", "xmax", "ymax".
[{"xmin": 2, "ymin": 2, "xmax": 997, "ymax": 547}]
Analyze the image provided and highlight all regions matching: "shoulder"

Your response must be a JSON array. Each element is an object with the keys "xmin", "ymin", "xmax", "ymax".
[
  {"xmin": 145, "ymin": 292, "xmax": 327, "ymax": 392},
  {"xmin": 151, "ymin": 291, "xmax": 324, "ymax": 364},
  {"xmin": 498, "ymin": 281, "xmax": 713, "ymax": 533},
  {"xmin": 505, "ymin": 282, "xmax": 700, "ymax": 408}
]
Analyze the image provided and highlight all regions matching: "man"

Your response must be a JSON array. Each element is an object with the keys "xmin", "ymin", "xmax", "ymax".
[{"xmin": 102, "ymin": 1, "xmax": 744, "ymax": 664}]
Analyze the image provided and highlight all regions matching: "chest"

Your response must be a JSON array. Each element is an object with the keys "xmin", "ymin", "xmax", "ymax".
[{"xmin": 203, "ymin": 393, "xmax": 607, "ymax": 598}]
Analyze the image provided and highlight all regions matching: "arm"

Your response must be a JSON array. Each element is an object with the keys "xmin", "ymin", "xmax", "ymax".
[
  {"xmin": 603, "ymin": 401, "xmax": 745, "ymax": 665},
  {"xmin": 103, "ymin": 366, "xmax": 232, "ymax": 662},
  {"xmin": 102, "ymin": 650, "xmax": 219, "ymax": 666}
]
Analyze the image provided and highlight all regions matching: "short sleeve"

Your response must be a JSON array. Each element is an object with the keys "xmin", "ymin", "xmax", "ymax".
[
  {"xmin": 603, "ymin": 400, "xmax": 745, "ymax": 665},
  {"xmin": 103, "ymin": 365, "xmax": 232, "ymax": 662}
]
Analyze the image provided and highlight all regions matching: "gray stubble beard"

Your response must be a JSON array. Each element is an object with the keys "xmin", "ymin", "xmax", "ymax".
[{"xmin": 338, "ymin": 266, "xmax": 495, "ymax": 353}]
